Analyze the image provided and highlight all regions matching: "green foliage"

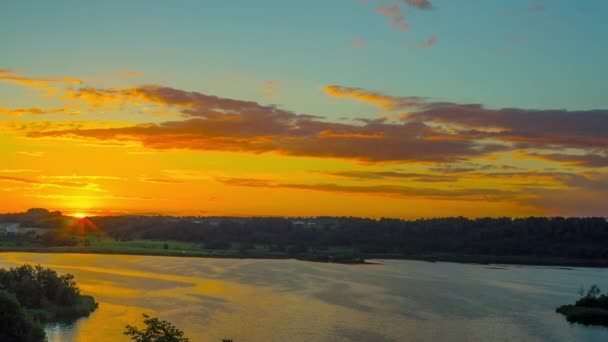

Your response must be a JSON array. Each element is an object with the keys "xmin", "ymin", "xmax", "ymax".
[
  {"xmin": 556, "ymin": 305, "xmax": 608, "ymax": 326},
  {"xmin": 557, "ymin": 285, "xmax": 608, "ymax": 326},
  {"xmin": 0, "ymin": 290, "xmax": 46, "ymax": 342},
  {"xmin": 574, "ymin": 285, "xmax": 608, "ymax": 309},
  {"xmin": 4, "ymin": 211, "xmax": 608, "ymax": 265},
  {"xmin": 124, "ymin": 314, "xmax": 189, "ymax": 342},
  {"xmin": 0, "ymin": 264, "xmax": 80, "ymax": 308},
  {"xmin": 0, "ymin": 264, "xmax": 97, "ymax": 321},
  {"xmin": 84, "ymin": 215, "xmax": 608, "ymax": 261}
]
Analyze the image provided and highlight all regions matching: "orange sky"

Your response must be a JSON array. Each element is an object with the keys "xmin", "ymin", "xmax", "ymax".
[{"xmin": 1, "ymin": 69, "xmax": 606, "ymax": 218}]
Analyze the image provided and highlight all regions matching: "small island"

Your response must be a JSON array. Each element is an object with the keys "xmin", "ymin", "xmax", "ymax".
[
  {"xmin": 556, "ymin": 285, "xmax": 608, "ymax": 326},
  {"xmin": 0, "ymin": 264, "xmax": 97, "ymax": 341}
]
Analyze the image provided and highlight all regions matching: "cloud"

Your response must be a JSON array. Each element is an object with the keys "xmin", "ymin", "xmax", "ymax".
[
  {"xmin": 27, "ymin": 117, "xmax": 501, "ymax": 163},
  {"xmin": 321, "ymin": 170, "xmax": 458, "ymax": 182},
  {"xmin": 528, "ymin": 5, "xmax": 545, "ymax": 12},
  {"xmin": 118, "ymin": 71, "xmax": 143, "ymax": 78},
  {"xmin": 410, "ymin": 105, "xmax": 608, "ymax": 149},
  {"xmin": 139, "ymin": 178, "xmax": 185, "ymax": 184},
  {"xmin": 0, "ymin": 69, "xmax": 82, "ymax": 95},
  {"xmin": 520, "ymin": 152, "xmax": 608, "ymax": 168},
  {"xmin": 41, "ymin": 175, "xmax": 121, "ymax": 180},
  {"xmin": 16, "ymin": 151, "xmax": 44, "ymax": 157},
  {"xmin": 400, "ymin": 0, "xmax": 432, "ymax": 10},
  {"xmin": 0, "ymin": 107, "xmax": 80, "ymax": 117},
  {"xmin": 522, "ymin": 173, "xmax": 608, "ymax": 216},
  {"xmin": 23, "ymin": 83, "xmax": 608, "ymax": 166},
  {"xmin": 259, "ymin": 87, "xmax": 276, "ymax": 99},
  {"xmin": 417, "ymin": 36, "xmax": 437, "ymax": 48},
  {"xmin": 0, "ymin": 169, "xmax": 40, "ymax": 173},
  {"xmin": 376, "ymin": 5, "xmax": 410, "ymax": 30},
  {"xmin": 352, "ymin": 38, "xmax": 365, "ymax": 47},
  {"xmin": 324, "ymin": 85, "xmax": 424, "ymax": 110},
  {"xmin": 217, "ymin": 177, "xmax": 516, "ymax": 201},
  {"xmin": 25, "ymin": 194, "xmax": 153, "ymax": 201},
  {"xmin": 0, "ymin": 175, "xmax": 100, "ymax": 190}
]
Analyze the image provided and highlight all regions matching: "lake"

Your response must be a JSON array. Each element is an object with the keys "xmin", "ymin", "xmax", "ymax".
[{"xmin": 0, "ymin": 252, "xmax": 607, "ymax": 341}]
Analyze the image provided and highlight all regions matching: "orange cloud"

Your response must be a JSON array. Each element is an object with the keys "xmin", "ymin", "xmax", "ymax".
[
  {"xmin": 324, "ymin": 85, "xmax": 424, "ymax": 110},
  {"xmin": 0, "ymin": 69, "xmax": 82, "ymax": 95},
  {"xmin": 0, "ymin": 107, "xmax": 80, "ymax": 117},
  {"xmin": 352, "ymin": 38, "xmax": 365, "ymax": 47},
  {"xmin": 0, "ymin": 175, "xmax": 99, "ymax": 190},
  {"xmin": 18, "ymin": 83, "xmax": 608, "ymax": 168},
  {"xmin": 417, "ymin": 36, "xmax": 437, "ymax": 48},
  {"xmin": 139, "ymin": 178, "xmax": 185, "ymax": 184},
  {"xmin": 518, "ymin": 151, "xmax": 608, "ymax": 168},
  {"xmin": 376, "ymin": 5, "xmax": 410, "ymax": 30},
  {"xmin": 259, "ymin": 87, "xmax": 275, "ymax": 99},
  {"xmin": 217, "ymin": 176, "xmax": 516, "ymax": 201},
  {"xmin": 118, "ymin": 71, "xmax": 143, "ymax": 78}
]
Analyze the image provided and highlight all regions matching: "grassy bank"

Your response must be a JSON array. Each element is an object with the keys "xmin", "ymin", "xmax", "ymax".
[{"xmin": 2, "ymin": 239, "xmax": 608, "ymax": 267}]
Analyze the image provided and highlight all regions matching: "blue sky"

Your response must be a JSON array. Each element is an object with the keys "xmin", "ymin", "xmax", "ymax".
[{"xmin": 2, "ymin": 0, "xmax": 607, "ymax": 118}]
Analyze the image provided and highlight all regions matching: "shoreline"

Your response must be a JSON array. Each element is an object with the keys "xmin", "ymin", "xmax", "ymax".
[{"xmin": 1, "ymin": 247, "xmax": 608, "ymax": 268}]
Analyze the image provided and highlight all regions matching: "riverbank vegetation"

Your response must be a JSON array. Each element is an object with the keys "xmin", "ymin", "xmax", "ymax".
[
  {"xmin": 557, "ymin": 285, "xmax": 608, "ymax": 326},
  {"xmin": 0, "ymin": 264, "xmax": 97, "ymax": 341},
  {"xmin": 124, "ymin": 314, "xmax": 234, "ymax": 342},
  {"xmin": 2, "ymin": 208, "xmax": 608, "ymax": 266}
]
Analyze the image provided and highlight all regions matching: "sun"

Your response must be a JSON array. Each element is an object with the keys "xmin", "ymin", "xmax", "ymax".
[{"xmin": 73, "ymin": 213, "xmax": 87, "ymax": 218}]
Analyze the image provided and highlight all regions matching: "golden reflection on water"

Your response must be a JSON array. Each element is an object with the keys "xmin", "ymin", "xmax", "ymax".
[
  {"xmin": 0, "ymin": 252, "xmax": 607, "ymax": 342},
  {"xmin": 0, "ymin": 253, "xmax": 350, "ymax": 341}
]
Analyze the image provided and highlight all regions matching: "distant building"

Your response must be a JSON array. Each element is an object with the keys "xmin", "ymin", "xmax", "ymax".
[{"xmin": 1, "ymin": 223, "xmax": 20, "ymax": 234}]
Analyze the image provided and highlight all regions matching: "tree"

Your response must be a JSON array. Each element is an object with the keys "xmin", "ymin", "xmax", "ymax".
[
  {"xmin": 0, "ymin": 290, "xmax": 46, "ymax": 342},
  {"xmin": 124, "ymin": 313, "xmax": 189, "ymax": 342},
  {"xmin": 587, "ymin": 285, "xmax": 602, "ymax": 299}
]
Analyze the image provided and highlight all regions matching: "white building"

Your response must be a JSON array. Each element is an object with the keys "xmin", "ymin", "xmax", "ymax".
[{"xmin": 1, "ymin": 223, "xmax": 19, "ymax": 234}]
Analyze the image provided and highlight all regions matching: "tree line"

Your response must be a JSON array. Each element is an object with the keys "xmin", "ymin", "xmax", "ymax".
[{"xmin": 3, "ymin": 209, "xmax": 608, "ymax": 261}]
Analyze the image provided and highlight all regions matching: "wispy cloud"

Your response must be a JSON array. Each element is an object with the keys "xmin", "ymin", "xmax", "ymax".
[
  {"xmin": 324, "ymin": 85, "xmax": 424, "ymax": 110},
  {"xmin": 376, "ymin": 5, "xmax": 410, "ymax": 30},
  {"xmin": 321, "ymin": 170, "xmax": 457, "ymax": 182},
  {"xmin": 528, "ymin": 5, "xmax": 545, "ymax": 12},
  {"xmin": 417, "ymin": 36, "xmax": 437, "ymax": 48},
  {"xmin": 217, "ymin": 176, "xmax": 516, "ymax": 201},
  {"xmin": 352, "ymin": 38, "xmax": 365, "ymax": 47},
  {"xmin": 139, "ymin": 177, "xmax": 185, "ymax": 184},
  {"xmin": 16, "ymin": 151, "xmax": 44, "ymax": 157},
  {"xmin": 0, "ymin": 169, "xmax": 40, "ymax": 173},
  {"xmin": 0, "ymin": 69, "xmax": 82, "ymax": 95},
  {"xmin": 0, "ymin": 107, "xmax": 80, "ymax": 117},
  {"xmin": 0, "ymin": 175, "xmax": 101, "ymax": 191},
  {"xmin": 118, "ymin": 71, "xmax": 143, "ymax": 78},
  {"xmin": 400, "ymin": 0, "xmax": 432, "ymax": 10}
]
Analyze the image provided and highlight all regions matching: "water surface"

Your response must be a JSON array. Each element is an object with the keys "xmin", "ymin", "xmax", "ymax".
[{"xmin": 0, "ymin": 253, "xmax": 607, "ymax": 341}]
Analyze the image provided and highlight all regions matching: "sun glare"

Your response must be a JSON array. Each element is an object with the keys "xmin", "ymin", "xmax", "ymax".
[{"xmin": 73, "ymin": 213, "xmax": 87, "ymax": 218}]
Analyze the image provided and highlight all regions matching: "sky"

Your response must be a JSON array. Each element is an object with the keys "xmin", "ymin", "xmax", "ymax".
[{"xmin": 1, "ymin": 0, "xmax": 607, "ymax": 218}]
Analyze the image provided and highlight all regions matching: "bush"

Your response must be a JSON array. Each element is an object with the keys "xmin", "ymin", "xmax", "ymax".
[
  {"xmin": 0, "ymin": 290, "xmax": 46, "ymax": 342},
  {"xmin": 125, "ymin": 313, "xmax": 189, "ymax": 342},
  {"xmin": 0, "ymin": 265, "xmax": 97, "ymax": 321}
]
